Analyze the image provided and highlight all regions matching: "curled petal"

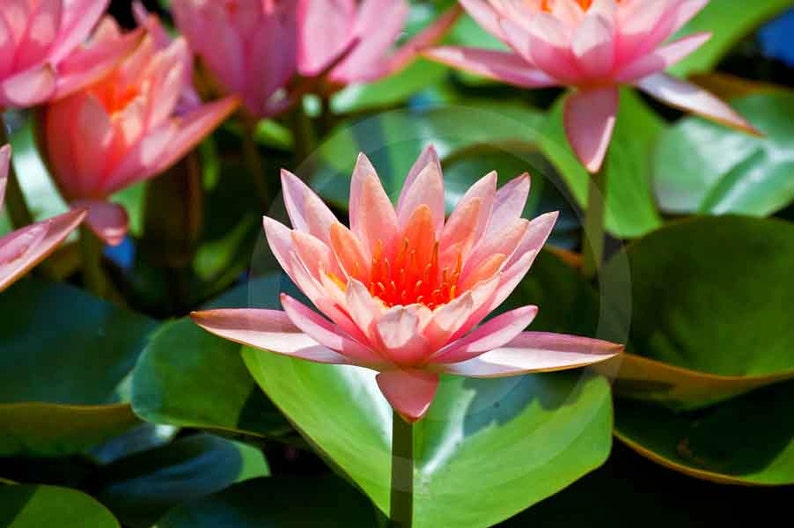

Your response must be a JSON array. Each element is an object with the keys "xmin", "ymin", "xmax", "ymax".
[
  {"xmin": 636, "ymin": 73, "xmax": 760, "ymax": 135},
  {"xmin": 191, "ymin": 308, "xmax": 350, "ymax": 364},
  {"xmin": 436, "ymin": 331, "xmax": 622, "ymax": 378},
  {"xmin": 376, "ymin": 369, "xmax": 439, "ymax": 422},
  {"xmin": 563, "ymin": 86, "xmax": 619, "ymax": 172}
]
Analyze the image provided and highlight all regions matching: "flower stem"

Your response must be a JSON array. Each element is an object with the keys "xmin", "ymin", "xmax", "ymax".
[
  {"xmin": 240, "ymin": 116, "xmax": 271, "ymax": 209},
  {"xmin": 0, "ymin": 115, "xmax": 34, "ymax": 228},
  {"xmin": 582, "ymin": 161, "xmax": 608, "ymax": 279},
  {"xmin": 80, "ymin": 226, "xmax": 107, "ymax": 298},
  {"xmin": 389, "ymin": 412, "xmax": 414, "ymax": 528}
]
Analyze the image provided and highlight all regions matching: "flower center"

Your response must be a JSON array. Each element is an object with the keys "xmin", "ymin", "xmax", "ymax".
[{"xmin": 367, "ymin": 238, "xmax": 461, "ymax": 310}]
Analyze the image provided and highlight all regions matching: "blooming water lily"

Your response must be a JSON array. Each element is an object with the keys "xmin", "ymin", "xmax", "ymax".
[{"xmin": 193, "ymin": 146, "xmax": 621, "ymax": 422}]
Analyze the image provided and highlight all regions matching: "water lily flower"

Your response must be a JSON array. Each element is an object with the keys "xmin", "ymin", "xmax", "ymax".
[
  {"xmin": 172, "ymin": 0, "xmax": 459, "ymax": 117},
  {"xmin": 0, "ymin": 0, "xmax": 141, "ymax": 109},
  {"xmin": 425, "ymin": 0, "xmax": 758, "ymax": 172},
  {"xmin": 37, "ymin": 18, "xmax": 238, "ymax": 246},
  {"xmin": 0, "ymin": 145, "xmax": 85, "ymax": 292},
  {"xmin": 192, "ymin": 146, "xmax": 621, "ymax": 422}
]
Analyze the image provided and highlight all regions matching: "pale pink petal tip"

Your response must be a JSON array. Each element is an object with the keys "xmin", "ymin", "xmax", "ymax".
[
  {"xmin": 73, "ymin": 200, "xmax": 129, "ymax": 246},
  {"xmin": 377, "ymin": 370, "xmax": 440, "ymax": 422},
  {"xmin": 563, "ymin": 86, "xmax": 619, "ymax": 173}
]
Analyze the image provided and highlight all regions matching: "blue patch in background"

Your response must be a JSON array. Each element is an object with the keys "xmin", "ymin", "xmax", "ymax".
[{"xmin": 758, "ymin": 8, "xmax": 794, "ymax": 67}]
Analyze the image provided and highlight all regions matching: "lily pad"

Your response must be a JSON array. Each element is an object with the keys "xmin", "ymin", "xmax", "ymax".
[
  {"xmin": 0, "ymin": 278, "xmax": 157, "ymax": 456},
  {"xmin": 653, "ymin": 92, "xmax": 794, "ymax": 217},
  {"xmin": 0, "ymin": 484, "xmax": 119, "ymax": 528}
]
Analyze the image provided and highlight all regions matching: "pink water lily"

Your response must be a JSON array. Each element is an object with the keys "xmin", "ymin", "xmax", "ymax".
[
  {"xmin": 0, "ymin": 0, "xmax": 142, "ymax": 109},
  {"xmin": 192, "ymin": 146, "xmax": 621, "ymax": 422},
  {"xmin": 0, "ymin": 145, "xmax": 85, "ymax": 292},
  {"xmin": 172, "ymin": 0, "xmax": 459, "ymax": 117},
  {"xmin": 426, "ymin": 0, "xmax": 758, "ymax": 172},
  {"xmin": 37, "ymin": 18, "xmax": 238, "ymax": 246}
]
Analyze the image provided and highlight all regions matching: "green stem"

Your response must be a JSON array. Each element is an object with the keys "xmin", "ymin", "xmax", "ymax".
[
  {"xmin": 318, "ymin": 95, "xmax": 334, "ymax": 137},
  {"xmin": 241, "ymin": 116, "xmax": 271, "ymax": 209},
  {"xmin": 79, "ymin": 226, "xmax": 107, "ymax": 298},
  {"xmin": 389, "ymin": 412, "xmax": 414, "ymax": 528},
  {"xmin": 0, "ymin": 114, "xmax": 34, "ymax": 228},
  {"xmin": 288, "ymin": 102, "xmax": 316, "ymax": 170},
  {"xmin": 582, "ymin": 162, "xmax": 608, "ymax": 279}
]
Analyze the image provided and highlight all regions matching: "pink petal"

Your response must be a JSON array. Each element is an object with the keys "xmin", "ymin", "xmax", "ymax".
[
  {"xmin": 507, "ymin": 211, "xmax": 559, "ymax": 268},
  {"xmin": 487, "ymin": 173, "xmax": 530, "ymax": 237},
  {"xmin": 459, "ymin": 0, "xmax": 503, "ymax": 38},
  {"xmin": 422, "ymin": 292, "xmax": 476, "ymax": 349},
  {"xmin": 330, "ymin": 0, "xmax": 409, "ymax": 83},
  {"xmin": 423, "ymin": 47, "xmax": 557, "ymax": 88},
  {"xmin": 505, "ymin": 13, "xmax": 582, "ymax": 84},
  {"xmin": 433, "ymin": 305, "xmax": 539, "ymax": 363},
  {"xmin": 669, "ymin": 0, "xmax": 710, "ymax": 35},
  {"xmin": 191, "ymin": 308, "xmax": 350, "ymax": 364},
  {"xmin": 12, "ymin": 0, "xmax": 61, "ymax": 72},
  {"xmin": 397, "ymin": 144, "xmax": 443, "ymax": 227},
  {"xmin": 636, "ymin": 73, "xmax": 759, "ymax": 135},
  {"xmin": 297, "ymin": 0, "xmax": 356, "ymax": 76},
  {"xmin": 563, "ymin": 86, "xmax": 619, "ymax": 172},
  {"xmin": 73, "ymin": 200, "xmax": 128, "ymax": 246},
  {"xmin": 375, "ymin": 306, "xmax": 433, "ymax": 366},
  {"xmin": 617, "ymin": 32, "xmax": 710, "ymax": 82},
  {"xmin": 344, "ymin": 279, "xmax": 386, "ymax": 342},
  {"xmin": 49, "ymin": 0, "xmax": 110, "ymax": 62},
  {"xmin": 290, "ymin": 229, "xmax": 338, "ymax": 280},
  {"xmin": 281, "ymin": 169, "xmax": 338, "ymax": 244},
  {"xmin": 0, "ymin": 64, "xmax": 56, "ymax": 107},
  {"xmin": 440, "ymin": 170, "xmax": 496, "ymax": 257},
  {"xmin": 436, "ymin": 331, "xmax": 622, "ymax": 378},
  {"xmin": 349, "ymin": 154, "xmax": 398, "ymax": 257},
  {"xmin": 0, "ymin": 145, "xmax": 10, "ymax": 206},
  {"xmin": 280, "ymin": 293, "xmax": 385, "ymax": 366},
  {"xmin": 0, "ymin": 208, "xmax": 85, "ymax": 292},
  {"xmin": 376, "ymin": 369, "xmax": 439, "ymax": 422},
  {"xmin": 461, "ymin": 218, "xmax": 528, "ymax": 287},
  {"xmin": 385, "ymin": 3, "xmax": 462, "ymax": 76},
  {"xmin": 571, "ymin": 12, "xmax": 615, "ymax": 80},
  {"xmin": 396, "ymin": 158, "xmax": 445, "ymax": 232},
  {"xmin": 262, "ymin": 216, "xmax": 296, "ymax": 284}
]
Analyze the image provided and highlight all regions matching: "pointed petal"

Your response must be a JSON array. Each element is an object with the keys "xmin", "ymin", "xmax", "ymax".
[
  {"xmin": 507, "ymin": 211, "xmax": 559, "ymax": 268},
  {"xmin": 434, "ymin": 305, "xmax": 539, "ymax": 363},
  {"xmin": 376, "ymin": 306, "xmax": 433, "ymax": 366},
  {"xmin": 329, "ymin": 221, "xmax": 370, "ymax": 280},
  {"xmin": 281, "ymin": 169, "xmax": 338, "ymax": 243},
  {"xmin": 422, "ymin": 292, "xmax": 475, "ymax": 348},
  {"xmin": 424, "ymin": 46, "xmax": 557, "ymax": 88},
  {"xmin": 49, "ymin": 0, "xmax": 110, "ymax": 62},
  {"xmin": 72, "ymin": 200, "xmax": 128, "ymax": 247},
  {"xmin": 617, "ymin": 32, "xmax": 710, "ymax": 82},
  {"xmin": 437, "ymin": 331, "xmax": 622, "ymax": 378},
  {"xmin": 376, "ymin": 369, "xmax": 439, "ymax": 422},
  {"xmin": 349, "ymin": 155, "xmax": 398, "ymax": 256},
  {"xmin": 396, "ymin": 150, "xmax": 445, "ymax": 231},
  {"xmin": 459, "ymin": 0, "xmax": 503, "ymax": 38},
  {"xmin": 280, "ymin": 294, "xmax": 384, "ymax": 366},
  {"xmin": 344, "ymin": 278, "xmax": 386, "ymax": 343},
  {"xmin": 262, "ymin": 216, "xmax": 296, "ymax": 282},
  {"xmin": 487, "ymin": 172, "xmax": 530, "ymax": 236},
  {"xmin": 0, "ymin": 64, "xmax": 56, "ymax": 107},
  {"xmin": 563, "ymin": 86, "xmax": 619, "ymax": 172},
  {"xmin": 636, "ymin": 73, "xmax": 759, "ymax": 135},
  {"xmin": 571, "ymin": 12, "xmax": 614, "ymax": 79},
  {"xmin": 191, "ymin": 308, "xmax": 350, "ymax": 364},
  {"xmin": 502, "ymin": 14, "xmax": 581, "ymax": 84},
  {"xmin": 0, "ymin": 208, "xmax": 85, "ymax": 292}
]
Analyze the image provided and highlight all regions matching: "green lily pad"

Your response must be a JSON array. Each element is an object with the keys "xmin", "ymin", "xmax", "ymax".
[
  {"xmin": 131, "ymin": 276, "xmax": 292, "ymax": 438},
  {"xmin": 157, "ymin": 475, "xmax": 381, "ymax": 527},
  {"xmin": 0, "ymin": 278, "xmax": 157, "ymax": 456},
  {"xmin": 653, "ymin": 91, "xmax": 794, "ymax": 216},
  {"xmin": 602, "ymin": 216, "xmax": 794, "ymax": 409},
  {"xmin": 94, "ymin": 434, "xmax": 268, "ymax": 528},
  {"xmin": 614, "ymin": 380, "xmax": 794, "ymax": 486},
  {"xmin": 542, "ymin": 89, "xmax": 664, "ymax": 238},
  {"xmin": 0, "ymin": 484, "xmax": 119, "ymax": 528}
]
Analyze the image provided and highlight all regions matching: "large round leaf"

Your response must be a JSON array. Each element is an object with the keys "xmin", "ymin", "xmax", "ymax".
[
  {"xmin": 94, "ymin": 434, "xmax": 268, "ymax": 528},
  {"xmin": 541, "ymin": 89, "xmax": 664, "ymax": 238},
  {"xmin": 653, "ymin": 92, "xmax": 794, "ymax": 216},
  {"xmin": 0, "ymin": 484, "xmax": 119, "ymax": 528},
  {"xmin": 615, "ymin": 380, "xmax": 794, "ymax": 485},
  {"xmin": 158, "ymin": 475, "xmax": 381, "ymax": 527},
  {"xmin": 0, "ymin": 278, "xmax": 157, "ymax": 455},
  {"xmin": 131, "ymin": 277, "xmax": 291, "ymax": 438},
  {"xmin": 602, "ymin": 216, "xmax": 794, "ymax": 409}
]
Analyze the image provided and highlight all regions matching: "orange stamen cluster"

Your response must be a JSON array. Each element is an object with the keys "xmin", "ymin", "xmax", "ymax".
[
  {"xmin": 367, "ymin": 237, "xmax": 461, "ymax": 310},
  {"xmin": 539, "ymin": 0, "xmax": 595, "ymax": 11}
]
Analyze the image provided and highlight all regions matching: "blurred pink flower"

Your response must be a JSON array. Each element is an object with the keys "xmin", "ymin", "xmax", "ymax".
[
  {"xmin": 37, "ymin": 18, "xmax": 238, "ymax": 246},
  {"xmin": 192, "ymin": 146, "xmax": 621, "ymax": 422},
  {"xmin": 426, "ymin": 0, "xmax": 758, "ymax": 171},
  {"xmin": 0, "ymin": 0, "xmax": 141, "ymax": 109},
  {"xmin": 0, "ymin": 145, "xmax": 85, "ymax": 292},
  {"xmin": 172, "ymin": 0, "xmax": 459, "ymax": 117}
]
